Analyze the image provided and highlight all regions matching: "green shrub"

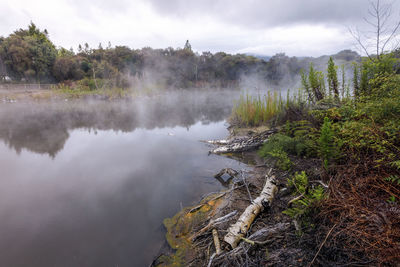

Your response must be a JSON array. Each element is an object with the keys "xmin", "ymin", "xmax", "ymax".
[
  {"xmin": 283, "ymin": 171, "xmax": 325, "ymax": 227},
  {"xmin": 319, "ymin": 117, "xmax": 334, "ymax": 169},
  {"xmin": 259, "ymin": 134, "xmax": 296, "ymax": 155},
  {"xmin": 266, "ymin": 148, "xmax": 293, "ymax": 170},
  {"xmin": 259, "ymin": 120, "xmax": 318, "ymax": 161}
]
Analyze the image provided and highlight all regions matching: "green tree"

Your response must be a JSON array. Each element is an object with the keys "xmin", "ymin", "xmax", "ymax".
[
  {"xmin": 340, "ymin": 64, "xmax": 346, "ymax": 99},
  {"xmin": 0, "ymin": 52, "xmax": 6, "ymax": 80},
  {"xmin": 319, "ymin": 117, "xmax": 334, "ymax": 170},
  {"xmin": 300, "ymin": 69, "xmax": 313, "ymax": 103},
  {"xmin": 308, "ymin": 63, "xmax": 324, "ymax": 101},
  {"xmin": 52, "ymin": 55, "xmax": 83, "ymax": 82},
  {"xmin": 327, "ymin": 57, "xmax": 339, "ymax": 99},
  {"xmin": 352, "ymin": 63, "xmax": 360, "ymax": 98},
  {"xmin": 184, "ymin": 40, "xmax": 192, "ymax": 51},
  {"xmin": 0, "ymin": 22, "xmax": 56, "ymax": 82}
]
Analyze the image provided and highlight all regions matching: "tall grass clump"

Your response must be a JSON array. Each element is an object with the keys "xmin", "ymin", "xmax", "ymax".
[
  {"xmin": 231, "ymin": 91, "xmax": 283, "ymax": 127},
  {"xmin": 231, "ymin": 89, "xmax": 308, "ymax": 127}
]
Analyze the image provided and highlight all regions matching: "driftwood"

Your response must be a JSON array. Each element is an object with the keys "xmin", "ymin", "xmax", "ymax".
[
  {"xmin": 207, "ymin": 129, "xmax": 277, "ymax": 154},
  {"xmin": 191, "ymin": 210, "xmax": 238, "ymax": 241},
  {"xmin": 223, "ymin": 171, "xmax": 277, "ymax": 248},
  {"xmin": 212, "ymin": 229, "xmax": 222, "ymax": 255}
]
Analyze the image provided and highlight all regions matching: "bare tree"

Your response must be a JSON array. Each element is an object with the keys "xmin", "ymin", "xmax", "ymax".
[{"xmin": 349, "ymin": 0, "xmax": 400, "ymax": 60}]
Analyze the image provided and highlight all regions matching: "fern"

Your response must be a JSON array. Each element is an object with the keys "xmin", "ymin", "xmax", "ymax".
[
  {"xmin": 385, "ymin": 175, "xmax": 400, "ymax": 185},
  {"xmin": 390, "ymin": 161, "xmax": 400, "ymax": 169},
  {"xmin": 283, "ymin": 172, "xmax": 325, "ymax": 229},
  {"xmin": 267, "ymin": 149, "xmax": 293, "ymax": 171}
]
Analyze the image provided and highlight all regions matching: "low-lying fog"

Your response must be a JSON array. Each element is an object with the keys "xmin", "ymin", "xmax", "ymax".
[{"xmin": 0, "ymin": 89, "xmax": 251, "ymax": 267}]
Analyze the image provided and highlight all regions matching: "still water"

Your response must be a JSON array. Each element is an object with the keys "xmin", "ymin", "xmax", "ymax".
[{"xmin": 0, "ymin": 90, "xmax": 247, "ymax": 267}]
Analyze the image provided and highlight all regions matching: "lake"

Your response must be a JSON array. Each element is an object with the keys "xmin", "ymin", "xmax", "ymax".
[{"xmin": 0, "ymin": 90, "xmax": 248, "ymax": 267}]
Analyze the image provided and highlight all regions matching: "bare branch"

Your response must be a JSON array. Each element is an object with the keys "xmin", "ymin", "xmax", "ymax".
[
  {"xmin": 381, "ymin": 20, "xmax": 400, "ymax": 54},
  {"xmin": 348, "ymin": 27, "xmax": 372, "ymax": 59},
  {"xmin": 350, "ymin": 0, "xmax": 400, "ymax": 59}
]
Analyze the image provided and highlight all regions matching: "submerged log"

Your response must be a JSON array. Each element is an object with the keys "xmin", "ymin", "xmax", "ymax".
[
  {"xmin": 223, "ymin": 171, "xmax": 277, "ymax": 248},
  {"xmin": 208, "ymin": 129, "xmax": 277, "ymax": 154},
  {"xmin": 214, "ymin": 168, "xmax": 239, "ymax": 178}
]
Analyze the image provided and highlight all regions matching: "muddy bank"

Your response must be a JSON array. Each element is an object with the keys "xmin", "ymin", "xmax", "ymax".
[{"xmin": 154, "ymin": 128, "xmax": 330, "ymax": 267}]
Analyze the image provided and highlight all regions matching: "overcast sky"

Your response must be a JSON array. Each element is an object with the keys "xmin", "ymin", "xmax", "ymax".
[{"xmin": 0, "ymin": 0, "xmax": 399, "ymax": 56}]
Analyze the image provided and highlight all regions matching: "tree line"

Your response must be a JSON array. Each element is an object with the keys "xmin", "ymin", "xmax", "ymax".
[{"xmin": 0, "ymin": 23, "xmax": 360, "ymax": 89}]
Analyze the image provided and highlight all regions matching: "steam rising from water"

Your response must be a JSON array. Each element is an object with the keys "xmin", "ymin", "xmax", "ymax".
[
  {"xmin": 0, "ymin": 90, "xmax": 252, "ymax": 267},
  {"xmin": 0, "ymin": 90, "xmax": 241, "ymax": 156}
]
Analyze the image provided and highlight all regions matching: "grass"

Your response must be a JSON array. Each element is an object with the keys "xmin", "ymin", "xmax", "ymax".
[
  {"xmin": 231, "ymin": 91, "xmax": 283, "ymax": 127},
  {"xmin": 47, "ymin": 83, "xmax": 160, "ymax": 100},
  {"xmin": 231, "ymin": 89, "xmax": 308, "ymax": 127}
]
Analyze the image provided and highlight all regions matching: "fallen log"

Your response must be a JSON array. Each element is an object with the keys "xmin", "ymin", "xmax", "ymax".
[
  {"xmin": 223, "ymin": 171, "xmax": 277, "ymax": 248},
  {"xmin": 208, "ymin": 129, "xmax": 277, "ymax": 154},
  {"xmin": 202, "ymin": 137, "xmax": 248, "ymax": 146}
]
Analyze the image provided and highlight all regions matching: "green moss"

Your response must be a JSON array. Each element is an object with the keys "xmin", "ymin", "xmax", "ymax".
[{"xmin": 158, "ymin": 196, "xmax": 224, "ymax": 267}]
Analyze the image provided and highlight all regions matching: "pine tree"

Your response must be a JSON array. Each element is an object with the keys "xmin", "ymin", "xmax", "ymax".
[
  {"xmin": 353, "ymin": 63, "xmax": 359, "ymax": 98},
  {"xmin": 340, "ymin": 64, "xmax": 346, "ymax": 99},
  {"xmin": 184, "ymin": 40, "xmax": 192, "ymax": 51},
  {"xmin": 319, "ymin": 117, "xmax": 334, "ymax": 170},
  {"xmin": 327, "ymin": 57, "xmax": 339, "ymax": 99},
  {"xmin": 308, "ymin": 63, "xmax": 324, "ymax": 101},
  {"xmin": 300, "ymin": 69, "xmax": 313, "ymax": 103}
]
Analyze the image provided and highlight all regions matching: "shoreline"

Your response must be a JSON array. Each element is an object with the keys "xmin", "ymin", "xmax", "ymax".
[{"xmin": 154, "ymin": 126, "xmax": 325, "ymax": 266}]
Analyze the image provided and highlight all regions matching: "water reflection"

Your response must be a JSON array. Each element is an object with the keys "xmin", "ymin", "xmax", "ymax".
[
  {"xmin": 0, "ymin": 90, "xmax": 236, "ymax": 157},
  {"xmin": 0, "ymin": 90, "xmax": 247, "ymax": 267}
]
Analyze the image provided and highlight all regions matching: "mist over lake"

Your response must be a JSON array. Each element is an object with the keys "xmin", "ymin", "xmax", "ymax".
[{"xmin": 0, "ymin": 90, "xmax": 249, "ymax": 267}]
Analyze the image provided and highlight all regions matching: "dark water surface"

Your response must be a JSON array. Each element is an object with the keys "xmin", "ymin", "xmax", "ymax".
[{"xmin": 0, "ymin": 90, "xmax": 247, "ymax": 267}]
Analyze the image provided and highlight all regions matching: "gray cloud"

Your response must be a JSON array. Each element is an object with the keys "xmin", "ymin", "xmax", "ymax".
[
  {"xmin": 0, "ymin": 0, "xmax": 399, "ymax": 56},
  {"xmin": 146, "ymin": 0, "xmax": 371, "ymax": 27}
]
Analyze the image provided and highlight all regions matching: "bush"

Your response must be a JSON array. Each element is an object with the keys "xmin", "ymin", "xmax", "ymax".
[
  {"xmin": 283, "ymin": 171, "xmax": 325, "ymax": 227},
  {"xmin": 266, "ymin": 148, "xmax": 293, "ymax": 170},
  {"xmin": 319, "ymin": 117, "xmax": 334, "ymax": 169},
  {"xmin": 258, "ymin": 120, "xmax": 318, "ymax": 161}
]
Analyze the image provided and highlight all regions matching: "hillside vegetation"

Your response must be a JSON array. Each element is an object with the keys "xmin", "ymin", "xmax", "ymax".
[{"xmin": 232, "ymin": 52, "xmax": 400, "ymax": 265}]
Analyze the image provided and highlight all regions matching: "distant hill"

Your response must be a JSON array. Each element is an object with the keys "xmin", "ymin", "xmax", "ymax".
[
  {"xmin": 256, "ymin": 50, "xmax": 361, "ymax": 88},
  {"xmin": 248, "ymin": 50, "xmax": 359, "ymax": 65},
  {"xmin": 245, "ymin": 53, "xmax": 272, "ymax": 62}
]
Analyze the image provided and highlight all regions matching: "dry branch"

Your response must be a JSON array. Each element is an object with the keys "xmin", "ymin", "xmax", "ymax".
[
  {"xmin": 212, "ymin": 229, "xmax": 222, "ymax": 255},
  {"xmin": 191, "ymin": 210, "xmax": 238, "ymax": 241}
]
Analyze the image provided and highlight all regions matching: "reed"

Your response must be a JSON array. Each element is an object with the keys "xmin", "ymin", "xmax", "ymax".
[{"xmin": 232, "ymin": 89, "xmax": 307, "ymax": 127}]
